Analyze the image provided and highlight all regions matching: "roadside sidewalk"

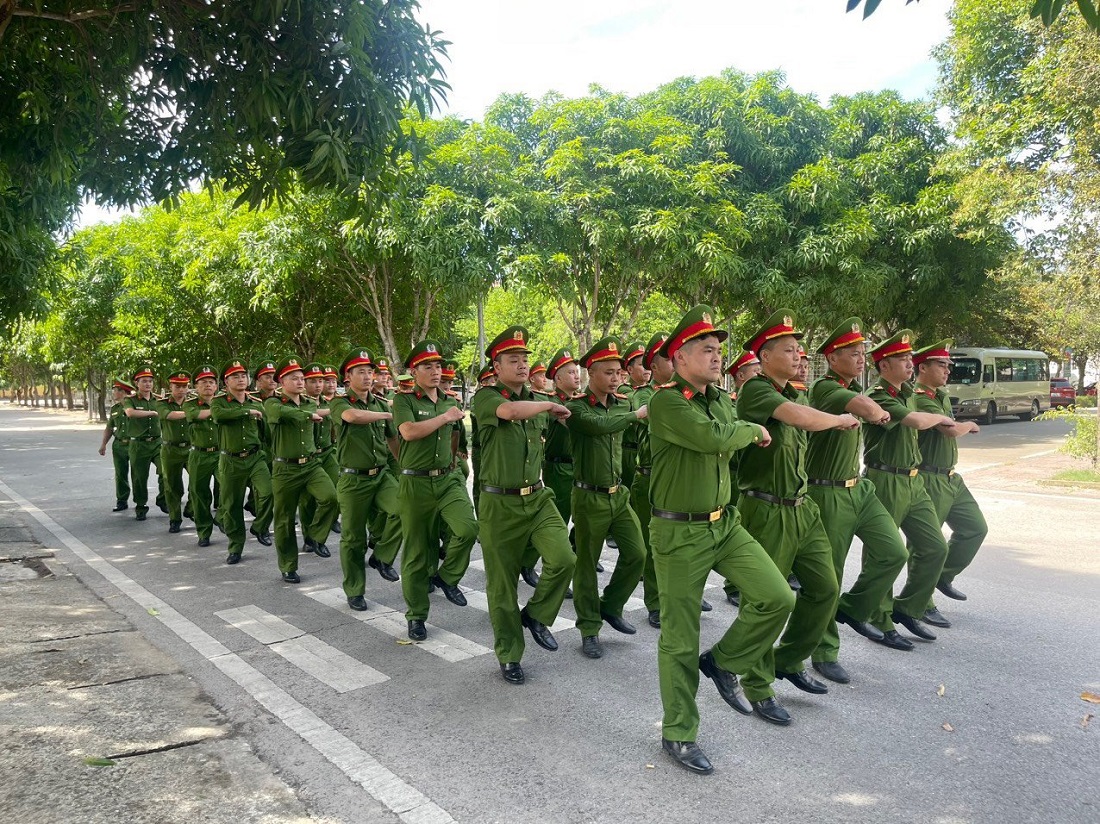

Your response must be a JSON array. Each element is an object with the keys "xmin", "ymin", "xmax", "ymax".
[{"xmin": 0, "ymin": 498, "xmax": 320, "ymax": 824}]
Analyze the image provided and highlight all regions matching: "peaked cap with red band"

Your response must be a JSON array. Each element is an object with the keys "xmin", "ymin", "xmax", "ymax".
[
  {"xmin": 112, "ymin": 377, "xmax": 136, "ymax": 393},
  {"xmin": 818, "ymin": 318, "xmax": 866, "ymax": 356},
  {"xmin": 440, "ymin": 360, "xmax": 457, "ymax": 380},
  {"xmin": 193, "ymin": 364, "xmax": 217, "ymax": 383},
  {"xmin": 131, "ymin": 366, "xmax": 155, "ymax": 382},
  {"xmin": 660, "ymin": 305, "xmax": 728, "ymax": 360},
  {"xmin": 168, "ymin": 370, "xmax": 191, "ymax": 385},
  {"xmin": 275, "ymin": 356, "xmax": 304, "ymax": 382},
  {"xmin": 529, "ymin": 361, "xmax": 547, "ymax": 376},
  {"xmin": 580, "ymin": 336, "xmax": 626, "ymax": 369},
  {"xmin": 643, "ymin": 332, "xmax": 669, "ymax": 369},
  {"xmin": 727, "ymin": 351, "xmax": 760, "ymax": 376},
  {"xmin": 623, "ymin": 341, "xmax": 646, "ymax": 365},
  {"xmin": 912, "ymin": 339, "xmax": 953, "ymax": 367},
  {"xmin": 221, "ymin": 359, "xmax": 247, "ymax": 380},
  {"xmin": 302, "ymin": 362, "xmax": 325, "ymax": 380},
  {"xmin": 323, "ymin": 364, "xmax": 338, "ymax": 379},
  {"xmin": 477, "ymin": 364, "xmax": 496, "ymax": 384},
  {"xmin": 485, "ymin": 325, "xmax": 531, "ymax": 360},
  {"xmin": 546, "ymin": 348, "xmax": 576, "ymax": 380},
  {"xmin": 253, "ymin": 358, "xmax": 276, "ymax": 378},
  {"xmin": 406, "ymin": 339, "xmax": 444, "ymax": 369},
  {"xmin": 743, "ymin": 309, "xmax": 803, "ymax": 355},
  {"xmin": 340, "ymin": 347, "xmax": 374, "ymax": 378},
  {"xmin": 869, "ymin": 330, "xmax": 915, "ymax": 364}
]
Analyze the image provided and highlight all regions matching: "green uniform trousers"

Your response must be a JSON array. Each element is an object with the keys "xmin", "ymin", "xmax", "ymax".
[
  {"xmin": 128, "ymin": 439, "xmax": 164, "ymax": 511},
  {"xmin": 571, "ymin": 485, "xmax": 645, "ymax": 637},
  {"xmin": 301, "ymin": 450, "xmax": 340, "ymax": 539},
  {"xmin": 620, "ymin": 446, "xmax": 637, "ymax": 491},
  {"xmin": 630, "ymin": 470, "xmax": 660, "ymax": 612},
  {"xmin": 272, "ymin": 462, "xmax": 337, "ymax": 574},
  {"xmin": 651, "ymin": 511, "xmax": 795, "ymax": 742},
  {"xmin": 112, "ymin": 440, "xmax": 131, "ymax": 504},
  {"xmin": 737, "ymin": 495, "xmax": 839, "ymax": 702},
  {"xmin": 187, "ymin": 449, "xmax": 220, "ymax": 541},
  {"xmin": 807, "ymin": 480, "xmax": 908, "ymax": 664},
  {"xmin": 399, "ymin": 472, "xmax": 478, "ymax": 621},
  {"xmin": 218, "ymin": 453, "xmax": 272, "ymax": 557},
  {"xmin": 520, "ymin": 461, "xmax": 574, "ymax": 571},
  {"xmin": 338, "ymin": 469, "xmax": 402, "ymax": 598},
  {"xmin": 866, "ymin": 469, "xmax": 949, "ymax": 626},
  {"xmin": 721, "ymin": 480, "xmax": 741, "ymax": 600},
  {"xmin": 160, "ymin": 443, "xmax": 190, "ymax": 522},
  {"xmin": 478, "ymin": 488, "xmax": 576, "ymax": 664},
  {"xmin": 471, "ymin": 448, "xmax": 482, "ymax": 516},
  {"xmin": 921, "ymin": 472, "xmax": 987, "ymax": 611}
]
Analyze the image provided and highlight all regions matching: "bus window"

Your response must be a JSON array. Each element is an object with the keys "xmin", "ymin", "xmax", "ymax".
[
  {"xmin": 996, "ymin": 358, "xmax": 1013, "ymax": 382},
  {"xmin": 948, "ymin": 358, "xmax": 981, "ymax": 385},
  {"xmin": 1013, "ymin": 358, "xmax": 1039, "ymax": 381},
  {"xmin": 983, "ymin": 364, "xmax": 994, "ymax": 383}
]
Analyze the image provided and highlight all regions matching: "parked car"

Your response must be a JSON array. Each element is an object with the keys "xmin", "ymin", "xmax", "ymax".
[
  {"xmin": 1050, "ymin": 377, "xmax": 1076, "ymax": 408},
  {"xmin": 1085, "ymin": 382, "xmax": 1097, "ymax": 398}
]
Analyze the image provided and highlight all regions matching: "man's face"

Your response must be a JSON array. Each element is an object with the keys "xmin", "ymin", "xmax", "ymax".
[
  {"xmin": 323, "ymin": 377, "xmax": 338, "ymax": 396},
  {"xmin": 796, "ymin": 357, "xmax": 810, "ymax": 382},
  {"xmin": 196, "ymin": 377, "xmax": 217, "ymax": 400},
  {"xmin": 627, "ymin": 357, "xmax": 651, "ymax": 386},
  {"xmin": 878, "ymin": 353, "xmax": 914, "ymax": 385},
  {"xmin": 530, "ymin": 372, "xmax": 549, "ymax": 392},
  {"xmin": 281, "ymin": 371, "xmax": 306, "ymax": 396},
  {"xmin": 494, "ymin": 352, "xmax": 529, "ymax": 386},
  {"xmin": 226, "ymin": 372, "xmax": 249, "ymax": 392},
  {"xmin": 554, "ymin": 363, "xmax": 581, "ymax": 394},
  {"xmin": 587, "ymin": 360, "xmax": 623, "ymax": 396},
  {"xmin": 918, "ymin": 359, "xmax": 951, "ymax": 389},
  {"xmin": 760, "ymin": 336, "xmax": 800, "ymax": 381},
  {"xmin": 347, "ymin": 365, "xmax": 374, "ymax": 395},
  {"xmin": 112, "ymin": 388, "xmax": 128, "ymax": 402},
  {"xmin": 674, "ymin": 336, "xmax": 724, "ymax": 386},
  {"xmin": 827, "ymin": 345, "xmax": 865, "ymax": 380},
  {"xmin": 136, "ymin": 376, "xmax": 154, "ymax": 395},
  {"xmin": 414, "ymin": 360, "xmax": 442, "ymax": 390},
  {"xmin": 734, "ymin": 362, "xmax": 762, "ymax": 389},
  {"xmin": 650, "ymin": 354, "xmax": 674, "ymax": 385},
  {"xmin": 256, "ymin": 373, "xmax": 276, "ymax": 392},
  {"xmin": 304, "ymin": 376, "xmax": 323, "ymax": 397},
  {"xmin": 170, "ymin": 382, "xmax": 189, "ymax": 402}
]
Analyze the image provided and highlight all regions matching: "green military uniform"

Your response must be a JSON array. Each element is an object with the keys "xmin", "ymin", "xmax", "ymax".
[
  {"xmin": 719, "ymin": 351, "xmax": 760, "ymax": 602},
  {"xmin": 300, "ymin": 363, "xmax": 340, "ymax": 535},
  {"xmin": 543, "ymin": 349, "xmax": 577, "ymax": 529},
  {"xmin": 157, "ymin": 370, "xmax": 192, "ymax": 529},
  {"xmin": 565, "ymin": 337, "xmax": 646, "ymax": 643},
  {"xmin": 330, "ymin": 348, "xmax": 404, "ymax": 601},
  {"xmin": 210, "ymin": 360, "xmax": 273, "ymax": 561},
  {"xmin": 629, "ymin": 333, "xmax": 667, "ymax": 615},
  {"xmin": 912, "ymin": 341, "xmax": 988, "ymax": 611},
  {"xmin": 863, "ymin": 331, "xmax": 949, "ymax": 630},
  {"xmin": 648, "ymin": 306, "xmax": 794, "ymax": 744},
  {"xmin": 618, "ymin": 341, "xmax": 647, "ymax": 491},
  {"xmin": 184, "ymin": 364, "xmax": 221, "ymax": 545},
  {"xmin": 470, "ymin": 363, "xmax": 496, "ymax": 516},
  {"xmin": 473, "ymin": 327, "xmax": 575, "ymax": 667},
  {"xmin": 806, "ymin": 320, "xmax": 907, "ymax": 667},
  {"xmin": 266, "ymin": 357, "xmax": 339, "ymax": 575},
  {"xmin": 107, "ymin": 379, "xmax": 133, "ymax": 508},
  {"xmin": 123, "ymin": 367, "xmax": 165, "ymax": 519},
  {"xmin": 393, "ymin": 340, "xmax": 479, "ymax": 623}
]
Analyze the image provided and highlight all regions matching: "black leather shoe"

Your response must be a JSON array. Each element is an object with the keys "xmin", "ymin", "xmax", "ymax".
[
  {"xmin": 313, "ymin": 542, "xmax": 331, "ymax": 558},
  {"xmin": 699, "ymin": 650, "xmax": 752, "ymax": 715},
  {"xmin": 112, "ymin": 501, "xmax": 128, "ymax": 512},
  {"xmin": 432, "ymin": 575, "xmax": 467, "ymax": 606},
  {"xmin": 331, "ymin": 520, "xmax": 341, "ymax": 534},
  {"xmin": 836, "ymin": 609, "xmax": 885, "ymax": 642},
  {"xmin": 348, "ymin": 595, "xmax": 368, "ymax": 612},
  {"xmin": 752, "ymin": 697, "xmax": 792, "ymax": 726},
  {"xmin": 601, "ymin": 612, "xmax": 636, "ymax": 635},
  {"xmin": 581, "ymin": 635, "xmax": 602, "ymax": 658},
  {"xmin": 368, "ymin": 554, "xmax": 400, "ymax": 582},
  {"xmin": 937, "ymin": 580, "xmax": 967, "ymax": 601},
  {"xmin": 520, "ymin": 566, "xmax": 541, "ymax": 587},
  {"xmin": 408, "ymin": 619, "xmax": 427, "ymax": 641},
  {"xmin": 250, "ymin": 528, "xmax": 272, "ymax": 547},
  {"xmin": 197, "ymin": 536, "xmax": 211, "ymax": 548},
  {"xmin": 595, "ymin": 560, "xmax": 606, "ymax": 572},
  {"xmin": 662, "ymin": 739, "xmax": 713, "ymax": 775},
  {"xmin": 776, "ymin": 669, "xmax": 829, "ymax": 694},
  {"xmin": 700, "ymin": 598, "xmax": 713, "ymax": 612},
  {"xmin": 605, "ymin": 537, "xmax": 617, "ymax": 550},
  {"xmin": 135, "ymin": 508, "xmax": 148, "ymax": 522},
  {"xmin": 564, "ymin": 586, "xmax": 573, "ymax": 599},
  {"xmin": 156, "ymin": 496, "xmax": 168, "ymax": 514},
  {"xmin": 282, "ymin": 570, "xmax": 301, "ymax": 583},
  {"xmin": 500, "ymin": 662, "xmax": 525, "ymax": 684},
  {"xmin": 520, "ymin": 606, "xmax": 558, "ymax": 651},
  {"xmin": 647, "ymin": 610, "xmax": 661, "ymax": 629},
  {"xmin": 923, "ymin": 607, "xmax": 951, "ymax": 628},
  {"xmin": 812, "ymin": 660, "xmax": 851, "ymax": 684},
  {"xmin": 893, "ymin": 610, "xmax": 937, "ymax": 640},
  {"xmin": 726, "ymin": 590, "xmax": 740, "ymax": 607},
  {"xmin": 787, "ymin": 574, "xmax": 802, "ymax": 592},
  {"xmin": 876, "ymin": 629, "xmax": 915, "ymax": 651},
  {"xmin": 168, "ymin": 521, "xmax": 181, "ymax": 534},
  {"xmin": 226, "ymin": 553, "xmax": 241, "ymax": 565}
]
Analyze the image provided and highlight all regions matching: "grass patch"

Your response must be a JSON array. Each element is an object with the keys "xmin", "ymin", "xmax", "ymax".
[{"xmin": 1048, "ymin": 468, "xmax": 1100, "ymax": 487}]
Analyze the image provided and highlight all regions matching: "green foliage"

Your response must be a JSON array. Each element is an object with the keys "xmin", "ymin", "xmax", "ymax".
[
  {"xmin": 1039, "ymin": 406, "xmax": 1099, "ymax": 466},
  {"xmin": 848, "ymin": 0, "xmax": 1100, "ymax": 30}
]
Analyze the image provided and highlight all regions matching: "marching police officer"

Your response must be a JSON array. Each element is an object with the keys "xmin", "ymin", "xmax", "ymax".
[
  {"xmin": 618, "ymin": 340, "xmax": 650, "ymax": 490},
  {"xmin": 99, "ymin": 378, "xmax": 134, "ymax": 512},
  {"xmin": 184, "ymin": 364, "xmax": 221, "ymax": 547},
  {"xmin": 123, "ymin": 366, "xmax": 166, "ymax": 521},
  {"xmin": 720, "ymin": 350, "xmax": 762, "ymax": 607},
  {"xmin": 158, "ymin": 369, "xmax": 192, "ymax": 533}
]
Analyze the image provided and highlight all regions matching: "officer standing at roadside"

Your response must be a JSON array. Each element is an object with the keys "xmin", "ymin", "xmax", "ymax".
[
  {"xmin": 184, "ymin": 364, "xmax": 221, "ymax": 547},
  {"xmin": 911, "ymin": 340, "xmax": 985, "ymax": 626},
  {"xmin": 123, "ymin": 366, "xmax": 166, "ymax": 521},
  {"xmin": 158, "ymin": 370, "xmax": 193, "ymax": 533},
  {"xmin": 99, "ymin": 378, "xmax": 134, "ymax": 512}
]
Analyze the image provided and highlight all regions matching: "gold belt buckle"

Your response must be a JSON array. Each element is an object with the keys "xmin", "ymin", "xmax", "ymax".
[
  {"xmin": 519, "ymin": 485, "xmax": 532, "ymax": 496},
  {"xmin": 844, "ymin": 477, "xmax": 857, "ymax": 488},
  {"xmin": 608, "ymin": 485, "xmax": 619, "ymax": 494},
  {"xmin": 947, "ymin": 469, "xmax": 956, "ymax": 477},
  {"xmin": 708, "ymin": 509, "xmax": 722, "ymax": 522},
  {"xmin": 908, "ymin": 468, "xmax": 918, "ymax": 477}
]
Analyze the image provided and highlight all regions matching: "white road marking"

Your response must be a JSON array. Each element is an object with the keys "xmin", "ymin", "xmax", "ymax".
[
  {"xmin": 216, "ymin": 604, "xmax": 301, "ymax": 644},
  {"xmin": 458, "ymin": 587, "xmax": 575, "ymax": 634},
  {"xmin": 958, "ymin": 448, "xmax": 1057, "ymax": 474},
  {"xmin": 0, "ymin": 478, "xmax": 454, "ymax": 824}
]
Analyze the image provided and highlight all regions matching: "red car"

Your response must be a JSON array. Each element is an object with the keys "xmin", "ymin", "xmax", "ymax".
[{"xmin": 1050, "ymin": 377, "xmax": 1076, "ymax": 408}]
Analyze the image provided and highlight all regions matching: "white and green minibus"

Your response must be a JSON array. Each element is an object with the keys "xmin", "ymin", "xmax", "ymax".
[{"xmin": 947, "ymin": 348, "xmax": 1051, "ymax": 424}]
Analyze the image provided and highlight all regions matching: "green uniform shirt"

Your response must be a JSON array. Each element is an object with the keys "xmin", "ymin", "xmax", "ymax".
[
  {"xmin": 157, "ymin": 399, "xmax": 190, "ymax": 445},
  {"xmin": 914, "ymin": 384, "xmax": 957, "ymax": 470},
  {"xmin": 329, "ymin": 391, "xmax": 396, "ymax": 469},
  {"xmin": 264, "ymin": 394, "xmax": 320, "ymax": 460},
  {"xmin": 805, "ymin": 371, "xmax": 863, "ymax": 481},
  {"xmin": 631, "ymin": 384, "xmax": 657, "ymax": 468},
  {"xmin": 210, "ymin": 393, "xmax": 264, "ymax": 453},
  {"xmin": 648, "ymin": 373, "xmax": 762, "ymax": 513},
  {"xmin": 864, "ymin": 379, "xmax": 920, "ymax": 469},
  {"xmin": 313, "ymin": 397, "xmax": 335, "ymax": 454},
  {"xmin": 121, "ymin": 395, "xmax": 161, "ymax": 439},
  {"xmin": 393, "ymin": 388, "xmax": 459, "ymax": 471},
  {"xmin": 736, "ymin": 374, "xmax": 808, "ymax": 498},
  {"xmin": 472, "ymin": 384, "xmax": 547, "ymax": 488},
  {"xmin": 183, "ymin": 397, "xmax": 218, "ymax": 448},
  {"xmin": 543, "ymin": 390, "xmax": 574, "ymax": 465},
  {"xmin": 621, "ymin": 383, "xmax": 646, "ymax": 449},
  {"xmin": 108, "ymin": 402, "xmax": 129, "ymax": 440},
  {"xmin": 565, "ymin": 390, "xmax": 635, "ymax": 487}
]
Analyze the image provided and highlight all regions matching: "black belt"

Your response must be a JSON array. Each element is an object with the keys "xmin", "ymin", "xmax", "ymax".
[
  {"xmin": 918, "ymin": 464, "xmax": 956, "ymax": 477},
  {"xmin": 162, "ymin": 441, "xmax": 190, "ymax": 448},
  {"xmin": 134, "ymin": 435, "xmax": 159, "ymax": 442},
  {"xmin": 744, "ymin": 489, "xmax": 805, "ymax": 507},
  {"xmin": 314, "ymin": 447, "xmax": 334, "ymax": 457},
  {"xmin": 546, "ymin": 456, "xmax": 573, "ymax": 464},
  {"xmin": 481, "ymin": 481, "xmax": 544, "ymax": 496},
  {"xmin": 636, "ymin": 466, "xmax": 652, "ymax": 476},
  {"xmin": 652, "ymin": 507, "xmax": 723, "ymax": 523},
  {"xmin": 574, "ymin": 480, "xmax": 620, "ymax": 494},
  {"xmin": 401, "ymin": 468, "xmax": 448, "ymax": 478},
  {"xmin": 275, "ymin": 455, "xmax": 314, "ymax": 465},
  {"xmin": 623, "ymin": 442, "xmax": 638, "ymax": 450},
  {"xmin": 808, "ymin": 477, "xmax": 858, "ymax": 488},
  {"xmin": 342, "ymin": 466, "xmax": 383, "ymax": 477},
  {"xmin": 866, "ymin": 462, "xmax": 919, "ymax": 477},
  {"xmin": 191, "ymin": 445, "xmax": 219, "ymax": 453},
  {"xmin": 221, "ymin": 446, "xmax": 259, "ymax": 459}
]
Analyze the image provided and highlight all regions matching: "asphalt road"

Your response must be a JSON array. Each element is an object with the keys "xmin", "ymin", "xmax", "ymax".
[{"xmin": 1, "ymin": 406, "xmax": 1097, "ymax": 824}]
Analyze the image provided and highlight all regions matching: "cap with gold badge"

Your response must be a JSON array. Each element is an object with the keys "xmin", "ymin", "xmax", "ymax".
[
  {"xmin": 546, "ymin": 348, "xmax": 576, "ymax": 380},
  {"xmin": 643, "ymin": 332, "xmax": 669, "ymax": 370},
  {"xmin": 869, "ymin": 330, "xmax": 915, "ymax": 364},
  {"xmin": 275, "ymin": 356, "xmax": 305, "ymax": 381},
  {"xmin": 406, "ymin": 339, "xmax": 445, "ymax": 369},
  {"xmin": 580, "ymin": 336, "xmax": 626, "ymax": 369},
  {"xmin": 817, "ymin": 318, "xmax": 866, "ymax": 356},
  {"xmin": 485, "ymin": 325, "xmax": 531, "ymax": 360},
  {"xmin": 743, "ymin": 309, "xmax": 803, "ymax": 355},
  {"xmin": 660, "ymin": 305, "xmax": 728, "ymax": 360},
  {"xmin": 167, "ymin": 369, "xmax": 191, "ymax": 385},
  {"xmin": 912, "ymin": 339, "xmax": 953, "ymax": 367}
]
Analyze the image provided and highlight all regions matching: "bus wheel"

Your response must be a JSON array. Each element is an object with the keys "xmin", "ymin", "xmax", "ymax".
[
  {"xmin": 984, "ymin": 401, "xmax": 997, "ymax": 426},
  {"xmin": 1019, "ymin": 400, "xmax": 1039, "ymax": 421}
]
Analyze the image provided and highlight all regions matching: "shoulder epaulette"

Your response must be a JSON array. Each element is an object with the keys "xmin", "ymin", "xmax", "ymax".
[{"xmin": 612, "ymin": 391, "xmax": 629, "ymax": 400}]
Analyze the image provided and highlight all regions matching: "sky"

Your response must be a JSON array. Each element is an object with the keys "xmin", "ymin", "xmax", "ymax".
[{"xmin": 77, "ymin": 0, "xmax": 953, "ymax": 228}]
